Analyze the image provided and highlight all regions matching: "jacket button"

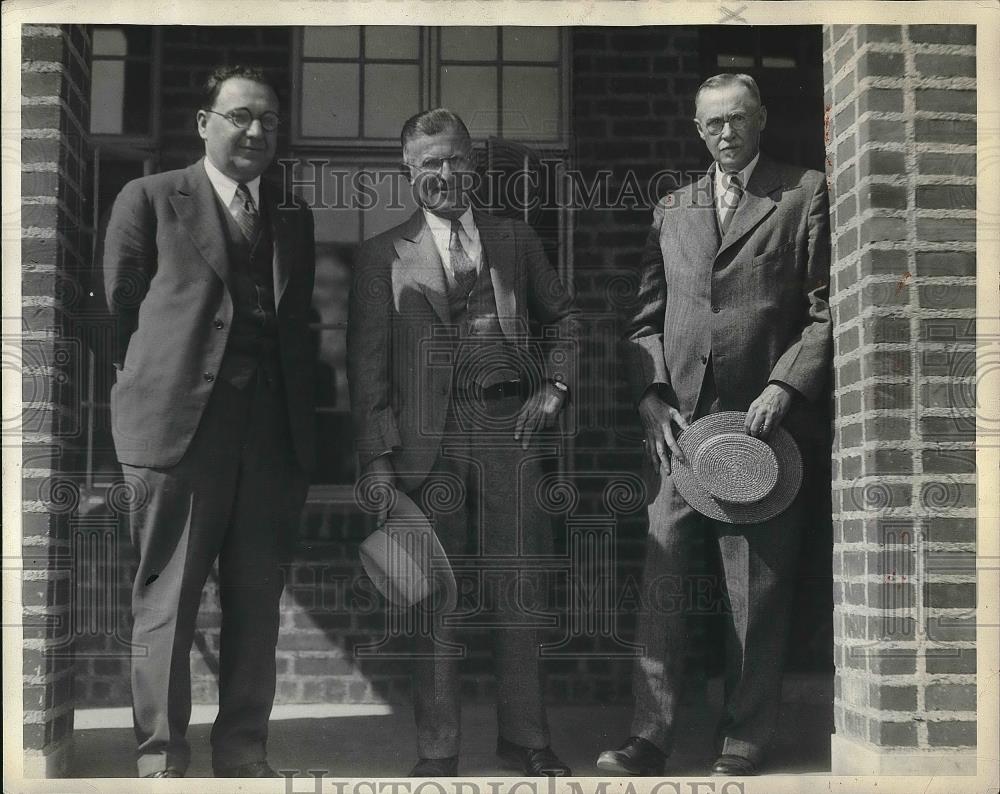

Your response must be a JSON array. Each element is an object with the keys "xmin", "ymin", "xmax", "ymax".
[
  {"xmin": 213, "ymin": 319, "xmax": 224, "ymax": 329},
  {"xmin": 204, "ymin": 372, "xmax": 215, "ymax": 382},
  {"xmin": 711, "ymin": 305, "xmax": 721, "ymax": 313},
  {"xmin": 701, "ymin": 355, "xmax": 709, "ymax": 364}
]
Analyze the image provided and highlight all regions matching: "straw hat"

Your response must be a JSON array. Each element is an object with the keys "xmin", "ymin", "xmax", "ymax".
[
  {"xmin": 671, "ymin": 411, "xmax": 802, "ymax": 524},
  {"xmin": 359, "ymin": 490, "xmax": 457, "ymax": 613}
]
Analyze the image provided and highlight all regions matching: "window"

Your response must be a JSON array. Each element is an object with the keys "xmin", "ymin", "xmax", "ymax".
[{"xmin": 89, "ymin": 26, "xmax": 159, "ymax": 141}]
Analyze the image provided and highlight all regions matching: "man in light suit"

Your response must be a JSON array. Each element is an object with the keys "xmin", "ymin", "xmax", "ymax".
[
  {"xmin": 597, "ymin": 73, "xmax": 832, "ymax": 776},
  {"xmin": 347, "ymin": 108, "xmax": 578, "ymax": 777},
  {"xmin": 103, "ymin": 65, "xmax": 315, "ymax": 778}
]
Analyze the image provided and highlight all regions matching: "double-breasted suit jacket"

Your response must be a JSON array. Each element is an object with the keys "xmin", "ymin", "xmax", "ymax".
[
  {"xmin": 104, "ymin": 159, "xmax": 316, "ymax": 472},
  {"xmin": 347, "ymin": 208, "xmax": 578, "ymax": 492}
]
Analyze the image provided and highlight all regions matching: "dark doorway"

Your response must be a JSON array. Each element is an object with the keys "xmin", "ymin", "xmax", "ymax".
[{"xmin": 697, "ymin": 25, "xmax": 834, "ymax": 675}]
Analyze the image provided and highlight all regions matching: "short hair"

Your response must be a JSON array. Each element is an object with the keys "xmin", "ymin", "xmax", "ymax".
[
  {"xmin": 200, "ymin": 65, "xmax": 278, "ymax": 110},
  {"xmin": 400, "ymin": 108, "xmax": 472, "ymax": 150},
  {"xmin": 694, "ymin": 73, "xmax": 762, "ymax": 111}
]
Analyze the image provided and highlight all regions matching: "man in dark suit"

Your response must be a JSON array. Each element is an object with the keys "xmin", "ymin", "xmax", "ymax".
[
  {"xmin": 597, "ymin": 73, "xmax": 832, "ymax": 776},
  {"xmin": 103, "ymin": 65, "xmax": 316, "ymax": 778},
  {"xmin": 347, "ymin": 108, "xmax": 578, "ymax": 777}
]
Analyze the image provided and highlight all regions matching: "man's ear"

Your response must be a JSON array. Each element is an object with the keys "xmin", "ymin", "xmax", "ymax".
[
  {"xmin": 758, "ymin": 105, "xmax": 767, "ymax": 132},
  {"xmin": 693, "ymin": 118, "xmax": 707, "ymax": 144},
  {"xmin": 196, "ymin": 110, "xmax": 209, "ymax": 141}
]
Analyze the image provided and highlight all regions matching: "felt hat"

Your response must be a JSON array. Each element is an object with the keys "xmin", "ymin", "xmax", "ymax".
[
  {"xmin": 359, "ymin": 489, "xmax": 457, "ymax": 613},
  {"xmin": 671, "ymin": 411, "xmax": 803, "ymax": 524}
]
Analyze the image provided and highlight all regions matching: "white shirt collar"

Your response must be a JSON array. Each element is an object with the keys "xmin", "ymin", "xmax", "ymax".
[
  {"xmin": 714, "ymin": 152, "xmax": 760, "ymax": 198},
  {"xmin": 203, "ymin": 157, "xmax": 261, "ymax": 209},
  {"xmin": 422, "ymin": 207, "xmax": 481, "ymax": 278},
  {"xmin": 422, "ymin": 207, "xmax": 476, "ymax": 239}
]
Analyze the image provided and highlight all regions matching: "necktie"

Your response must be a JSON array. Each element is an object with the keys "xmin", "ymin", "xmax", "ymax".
[
  {"xmin": 449, "ymin": 219, "xmax": 477, "ymax": 293},
  {"xmin": 233, "ymin": 183, "xmax": 260, "ymax": 243},
  {"xmin": 720, "ymin": 172, "xmax": 744, "ymax": 235}
]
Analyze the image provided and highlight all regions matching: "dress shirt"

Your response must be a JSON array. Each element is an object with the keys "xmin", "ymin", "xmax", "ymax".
[
  {"xmin": 203, "ymin": 157, "xmax": 261, "ymax": 219},
  {"xmin": 713, "ymin": 152, "xmax": 759, "ymax": 221},
  {"xmin": 423, "ymin": 207, "xmax": 482, "ymax": 285}
]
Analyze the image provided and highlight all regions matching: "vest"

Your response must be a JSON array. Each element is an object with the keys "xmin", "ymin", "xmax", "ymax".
[
  {"xmin": 445, "ymin": 246, "xmax": 523, "ymax": 391},
  {"xmin": 214, "ymin": 194, "xmax": 280, "ymax": 389}
]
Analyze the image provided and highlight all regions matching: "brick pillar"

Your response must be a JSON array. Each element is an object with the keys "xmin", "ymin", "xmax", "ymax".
[
  {"xmin": 824, "ymin": 24, "xmax": 976, "ymax": 775},
  {"xmin": 21, "ymin": 23, "xmax": 92, "ymax": 777}
]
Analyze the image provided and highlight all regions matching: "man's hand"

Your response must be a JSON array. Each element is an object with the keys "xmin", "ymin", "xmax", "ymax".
[
  {"xmin": 360, "ymin": 455, "xmax": 397, "ymax": 526},
  {"xmin": 514, "ymin": 382, "xmax": 566, "ymax": 450},
  {"xmin": 745, "ymin": 382, "xmax": 796, "ymax": 439},
  {"xmin": 638, "ymin": 391, "xmax": 689, "ymax": 475}
]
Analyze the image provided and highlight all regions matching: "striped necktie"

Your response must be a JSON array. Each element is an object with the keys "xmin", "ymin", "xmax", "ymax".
[
  {"xmin": 720, "ymin": 172, "xmax": 744, "ymax": 235},
  {"xmin": 449, "ymin": 219, "xmax": 477, "ymax": 293},
  {"xmin": 232, "ymin": 183, "xmax": 260, "ymax": 243}
]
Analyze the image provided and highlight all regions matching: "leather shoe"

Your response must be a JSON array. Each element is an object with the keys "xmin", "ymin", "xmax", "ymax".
[
  {"xmin": 596, "ymin": 736, "xmax": 666, "ymax": 776},
  {"xmin": 410, "ymin": 756, "xmax": 459, "ymax": 776},
  {"xmin": 711, "ymin": 754, "xmax": 759, "ymax": 776},
  {"xmin": 497, "ymin": 736, "xmax": 571, "ymax": 776},
  {"xmin": 143, "ymin": 768, "xmax": 183, "ymax": 778},
  {"xmin": 213, "ymin": 760, "xmax": 279, "ymax": 777}
]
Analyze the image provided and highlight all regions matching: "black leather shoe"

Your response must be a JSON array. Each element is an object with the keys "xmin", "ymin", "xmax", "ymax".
[
  {"xmin": 143, "ymin": 768, "xmax": 183, "ymax": 778},
  {"xmin": 497, "ymin": 737, "xmax": 571, "ymax": 776},
  {"xmin": 711, "ymin": 754, "xmax": 759, "ymax": 776},
  {"xmin": 410, "ymin": 756, "xmax": 459, "ymax": 776},
  {"xmin": 213, "ymin": 760, "xmax": 279, "ymax": 777},
  {"xmin": 596, "ymin": 736, "xmax": 666, "ymax": 776}
]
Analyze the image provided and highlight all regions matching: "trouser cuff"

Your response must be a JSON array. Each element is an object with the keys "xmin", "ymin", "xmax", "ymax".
[{"xmin": 721, "ymin": 736, "xmax": 764, "ymax": 764}]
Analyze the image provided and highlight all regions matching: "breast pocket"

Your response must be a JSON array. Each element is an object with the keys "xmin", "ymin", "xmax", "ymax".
[{"xmin": 751, "ymin": 240, "xmax": 796, "ymax": 268}]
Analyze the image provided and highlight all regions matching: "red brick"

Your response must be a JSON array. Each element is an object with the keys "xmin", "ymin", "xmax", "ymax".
[
  {"xmin": 861, "ymin": 217, "xmax": 907, "ymax": 246},
  {"xmin": 910, "ymin": 25, "xmax": 975, "ymax": 45},
  {"xmin": 869, "ymin": 383, "xmax": 911, "ymax": 410},
  {"xmin": 916, "ymin": 89, "xmax": 976, "ymax": 114},
  {"xmin": 861, "ymin": 183, "xmax": 907, "ymax": 211},
  {"xmin": 926, "ymin": 648, "xmax": 976, "ymax": 674},
  {"xmin": 869, "ymin": 683, "xmax": 917, "ymax": 710},
  {"xmin": 922, "ymin": 450, "xmax": 976, "ymax": 474},
  {"xmin": 860, "ymin": 148, "xmax": 905, "ymax": 177},
  {"xmin": 857, "ymin": 26, "xmax": 903, "ymax": 45},
  {"xmin": 917, "ymin": 283, "xmax": 975, "ymax": 309},
  {"xmin": 915, "ymin": 54, "xmax": 976, "ymax": 78},
  {"xmin": 925, "ymin": 517, "xmax": 975, "ymax": 543},
  {"xmin": 923, "ymin": 582, "xmax": 975, "ymax": 609},
  {"xmin": 926, "ymin": 720, "xmax": 976, "ymax": 747},
  {"xmin": 871, "ymin": 720, "xmax": 917, "ymax": 746},
  {"xmin": 918, "ymin": 152, "xmax": 975, "ymax": 177},
  {"xmin": 915, "ymin": 250, "xmax": 975, "ymax": 277},
  {"xmin": 915, "ymin": 118, "xmax": 975, "ymax": 145},
  {"xmin": 858, "ymin": 88, "xmax": 903, "ymax": 115},
  {"xmin": 864, "ymin": 415, "xmax": 910, "ymax": 441}
]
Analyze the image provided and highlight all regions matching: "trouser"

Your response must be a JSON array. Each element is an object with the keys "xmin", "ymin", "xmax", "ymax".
[
  {"xmin": 122, "ymin": 372, "xmax": 307, "ymax": 776},
  {"xmin": 629, "ymin": 360, "xmax": 803, "ymax": 764},
  {"xmin": 406, "ymin": 392, "xmax": 554, "ymax": 759}
]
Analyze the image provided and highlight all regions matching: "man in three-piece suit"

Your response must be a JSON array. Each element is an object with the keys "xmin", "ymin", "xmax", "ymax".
[
  {"xmin": 598, "ymin": 73, "xmax": 832, "ymax": 776},
  {"xmin": 347, "ymin": 108, "xmax": 578, "ymax": 777},
  {"xmin": 103, "ymin": 65, "xmax": 315, "ymax": 778}
]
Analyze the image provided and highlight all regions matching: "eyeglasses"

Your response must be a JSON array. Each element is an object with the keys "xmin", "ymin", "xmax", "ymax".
[
  {"xmin": 698, "ymin": 110, "xmax": 758, "ymax": 136},
  {"xmin": 405, "ymin": 153, "xmax": 472, "ymax": 173},
  {"xmin": 205, "ymin": 107, "xmax": 281, "ymax": 132}
]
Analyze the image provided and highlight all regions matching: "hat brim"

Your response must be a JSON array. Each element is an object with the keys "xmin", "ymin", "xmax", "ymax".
[
  {"xmin": 671, "ymin": 411, "xmax": 803, "ymax": 524},
  {"xmin": 359, "ymin": 490, "xmax": 458, "ymax": 613}
]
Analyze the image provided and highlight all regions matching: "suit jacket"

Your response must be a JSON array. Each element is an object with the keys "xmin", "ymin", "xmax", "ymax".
[
  {"xmin": 347, "ymin": 209, "xmax": 580, "ymax": 492},
  {"xmin": 102, "ymin": 159, "xmax": 317, "ymax": 471},
  {"xmin": 622, "ymin": 154, "xmax": 832, "ymax": 431}
]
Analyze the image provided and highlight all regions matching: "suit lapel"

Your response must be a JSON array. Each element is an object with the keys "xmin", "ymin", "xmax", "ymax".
[
  {"xmin": 717, "ymin": 156, "xmax": 781, "ymax": 256},
  {"xmin": 262, "ymin": 182, "xmax": 293, "ymax": 309},
  {"xmin": 169, "ymin": 160, "xmax": 232, "ymax": 290},
  {"xmin": 393, "ymin": 210, "xmax": 450, "ymax": 324},
  {"xmin": 475, "ymin": 211, "xmax": 518, "ymax": 339},
  {"xmin": 681, "ymin": 172, "xmax": 722, "ymax": 258}
]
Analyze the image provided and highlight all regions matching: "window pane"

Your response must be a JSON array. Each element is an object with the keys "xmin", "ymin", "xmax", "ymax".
[
  {"xmin": 503, "ymin": 27, "xmax": 559, "ymax": 61},
  {"xmin": 90, "ymin": 60, "xmax": 125, "ymax": 134},
  {"xmin": 122, "ymin": 61, "xmax": 152, "ymax": 135},
  {"xmin": 717, "ymin": 54, "xmax": 755, "ymax": 69},
  {"xmin": 301, "ymin": 62, "xmax": 360, "ymax": 138},
  {"xmin": 501, "ymin": 66, "xmax": 559, "ymax": 140},
  {"xmin": 365, "ymin": 26, "xmax": 420, "ymax": 60},
  {"xmin": 303, "ymin": 25, "xmax": 360, "ymax": 58},
  {"xmin": 92, "ymin": 27, "xmax": 128, "ymax": 56},
  {"xmin": 440, "ymin": 65, "xmax": 498, "ymax": 137},
  {"xmin": 440, "ymin": 26, "xmax": 497, "ymax": 60},
  {"xmin": 364, "ymin": 64, "xmax": 420, "ymax": 138}
]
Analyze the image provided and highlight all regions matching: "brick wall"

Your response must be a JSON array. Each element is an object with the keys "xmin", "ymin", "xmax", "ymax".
[
  {"xmin": 21, "ymin": 23, "xmax": 92, "ymax": 777},
  {"xmin": 824, "ymin": 24, "xmax": 977, "ymax": 774}
]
